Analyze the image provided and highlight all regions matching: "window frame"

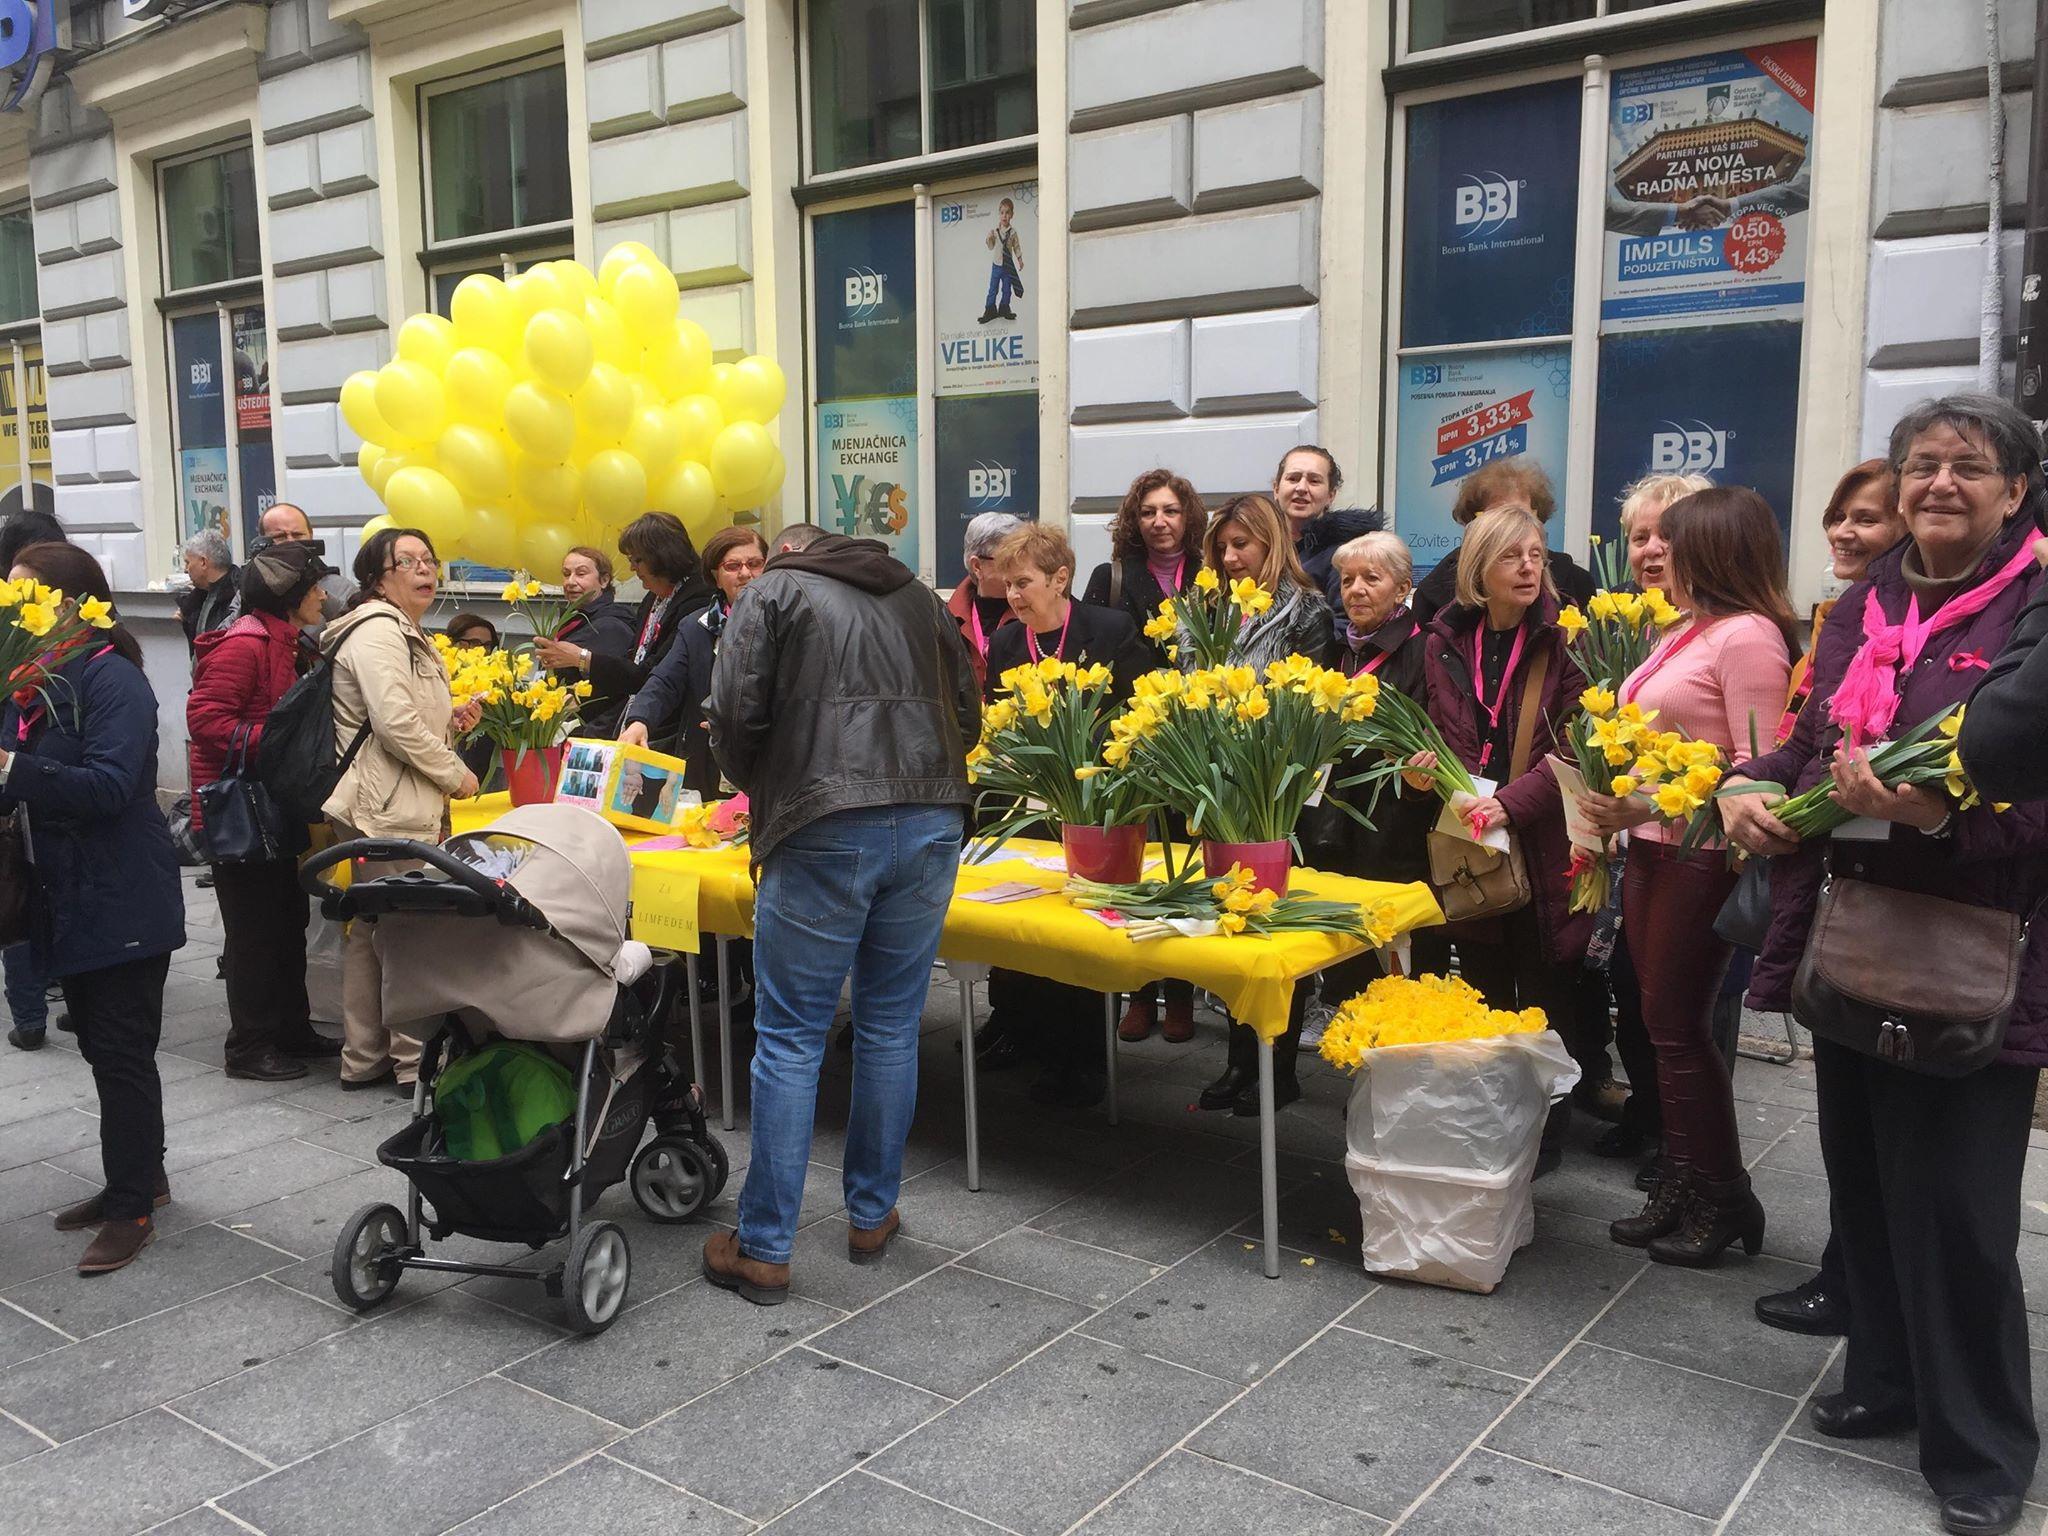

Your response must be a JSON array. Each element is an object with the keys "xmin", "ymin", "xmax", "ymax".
[
  {"xmin": 155, "ymin": 139, "xmax": 262, "ymax": 302},
  {"xmin": 416, "ymin": 51, "xmax": 575, "ymax": 292},
  {"xmin": 0, "ymin": 199, "xmax": 42, "ymax": 519},
  {"xmin": 798, "ymin": 0, "xmax": 1038, "ymax": 191},
  {"xmin": 1395, "ymin": 0, "xmax": 1796, "ymax": 67}
]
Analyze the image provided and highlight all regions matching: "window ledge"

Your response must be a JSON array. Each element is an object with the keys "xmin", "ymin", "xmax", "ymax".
[{"xmin": 67, "ymin": 2, "xmax": 267, "ymax": 125}]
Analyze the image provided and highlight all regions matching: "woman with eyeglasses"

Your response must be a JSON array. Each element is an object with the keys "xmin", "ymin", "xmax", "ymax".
[
  {"xmin": 321, "ymin": 527, "xmax": 482, "ymax": 1091},
  {"xmin": 697, "ymin": 526, "xmax": 771, "ymax": 646}
]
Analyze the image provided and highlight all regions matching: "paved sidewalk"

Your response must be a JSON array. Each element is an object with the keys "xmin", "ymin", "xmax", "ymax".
[{"xmin": 1, "ymin": 869, "xmax": 2046, "ymax": 1534}]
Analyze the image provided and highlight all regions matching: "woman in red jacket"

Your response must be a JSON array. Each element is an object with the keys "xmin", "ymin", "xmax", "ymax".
[{"xmin": 186, "ymin": 541, "xmax": 337, "ymax": 1082}]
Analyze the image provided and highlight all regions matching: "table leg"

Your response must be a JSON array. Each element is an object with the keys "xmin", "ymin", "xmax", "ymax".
[
  {"xmin": 684, "ymin": 953, "xmax": 705, "ymax": 1090},
  {"xmin": 957, "ymin": 977, "xmax": 981, "ymax": 1193},
  {"xmin": 1259, "ymin": 1033, "xmax": 1279, "ymax": 1279},
  {"xmin": 716, "ymin": 936, "xmax": 735, "ymax": 1132},
  {"xmin": 1103, "ymin": 992, "xmax": 1120, "ymax": 1126}
]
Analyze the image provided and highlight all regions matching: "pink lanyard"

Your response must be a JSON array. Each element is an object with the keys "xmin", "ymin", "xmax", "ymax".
[
  {"xmin": 16, "ymin": 645, "xmax": 114, "ymax": 745},
  {"xmin": 1468, "ymin": 623, "xmax": 1527, "ymax": 772},
  {"xmin": 1621, "ymin": 618, "xmax": 1715, "ymax": 707},
  {"xmin": 1026, "ymin": 604, "xmax": 1073, "ymax": 664},
  {"xmin": 966, "ymin": 600, "xmax": 991, "ymax": 658},
  {"xmin": 1350, "ymin": 621, "xmax": 1417, "ymax": 678}
]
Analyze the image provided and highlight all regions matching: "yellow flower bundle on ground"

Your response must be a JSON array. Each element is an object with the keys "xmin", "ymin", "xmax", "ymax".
[{"xmin": 1317, "ymin": 973, "xmax": 1547, "ymax": 1070}]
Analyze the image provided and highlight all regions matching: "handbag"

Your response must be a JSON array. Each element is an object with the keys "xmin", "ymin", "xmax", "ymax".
[
  {"xmin": 1791, "ymin": 870, "xmax": 2026, "ymax": 1076},
  {"xmin": 0, "ymin": 809, "xmax": 29, "ymax": 947},
  {"xmin": 1713, "ymin": 854, "xmax": 1772, "ymax": 950},
  {"xmin": 197, "ymin": 723, "xmax": 293, "ymax": 865},
  {"xmin": 1425, "ymin": 647, "xmax": 1548, "ymax": 923}
]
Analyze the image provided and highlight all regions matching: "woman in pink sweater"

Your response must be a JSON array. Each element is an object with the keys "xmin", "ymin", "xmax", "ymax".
[{"xmin": 1575, "ymin": 488, "xmax": 1796, "ymax": 1267}]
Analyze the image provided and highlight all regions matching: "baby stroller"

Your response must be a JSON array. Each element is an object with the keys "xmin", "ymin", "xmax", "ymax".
[{"xmin": 301, "ymin": 803, "xmax": 729, "ymax": 1334}]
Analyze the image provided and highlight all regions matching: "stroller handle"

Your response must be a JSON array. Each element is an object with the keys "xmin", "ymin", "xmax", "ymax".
[{"xmin": 300, "ymin": 835, "xmax": 551, "ymax": 929}]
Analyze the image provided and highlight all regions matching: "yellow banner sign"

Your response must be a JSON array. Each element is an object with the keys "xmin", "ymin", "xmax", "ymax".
[{"xmin": 630, "ymin": 865, "xmax": 700, "ymax": 954}]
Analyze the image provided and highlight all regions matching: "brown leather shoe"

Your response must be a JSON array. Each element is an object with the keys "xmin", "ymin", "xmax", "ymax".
[
  {"xmin": 1116, "ymin": 1000, "xmax": 1156, "ymax": 1042},
  {"xmin": 848, "ymin": 1209, "xmax": 901, "ymax": 1265},
  {"xmin": 78, "ymin": 1215, "xmax": 154, "ymax": 1275},
  {"xmin": 53, "ymin": 1172, "xmax": 171, "ymax": 1232},
  {"xmin": 701, "ymin": 1230, "xmax": 789, "ymax": 1305},
  {"xmin": 1162, "ymin": 997, "xmax": 1196, "ymax": 1043}
]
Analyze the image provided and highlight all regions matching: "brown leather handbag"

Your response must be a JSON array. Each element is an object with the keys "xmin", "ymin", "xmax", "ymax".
[
  {"xmin": 1791, "ymin": 873, "xmax": 2026, "ymax": 1077},
  {"xmin": 1426, "ymin": 649, "xmax": 1548, "ymax": 923}
]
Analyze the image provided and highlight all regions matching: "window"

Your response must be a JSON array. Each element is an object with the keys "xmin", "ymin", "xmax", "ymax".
[
  {"xmin": 158, "ymin": 143, "xmax": 272, "ymax": 558},
  {"xmin": 420, "ymin": 58, "xmax": 573, "ymax": 315},
  {"xmin": 0, "ymin": 202, "xmax": 46, "ymax": 522},
  {"xmin": 0, "ymin": 206, "xmax": 36, "ymax": 328},
  {"xmin": 1407, "ymin": 0, "xmax": 1746, "ymax": 56},
  {"xmin": 806, "ymin": 0, "xmax": 1035, "ymax": 177}
]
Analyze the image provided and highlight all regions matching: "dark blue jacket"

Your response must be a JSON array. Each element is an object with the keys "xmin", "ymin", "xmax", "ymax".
[
  {"xmin": 0, "ymin": 647, "xmax": 184, "ymax": 977},
  {"xmin": 620, "ymin": 617, "xmax": 720, "ymax": 799}
]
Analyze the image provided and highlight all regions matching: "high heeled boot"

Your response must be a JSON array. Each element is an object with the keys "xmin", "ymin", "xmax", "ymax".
[
  {"xmin": 1609, "ymin": 1163, "xmax": 1690, "ymax": 1248},
  {"xmin": 1647, "ymin": 1171, "xmax": 1766, "ymax": 1268}
]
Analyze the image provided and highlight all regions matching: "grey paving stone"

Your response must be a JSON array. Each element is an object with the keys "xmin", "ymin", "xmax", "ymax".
[
  {"xmin": 1747, "ymin": 1165, "xmax": 1834, "ymax": 1267},
  {"xmin": 1080, "ymin": 1449, "xmax": 1387, "ymax": 1534},
  {"xmin": 1192, "ymin": 1328, "xmax": 1523, "ymax": 1519},
  {"xmin": 504, "ymin": 1279, "xmax": 842, "ymax": 1428},
  {"xmin": 221, "ymin": 1376, "xmax": 614, "ymax": 1536},
  {"xmin": 2, "ymin": 1222, "xmax": 294, "ymax": 1338},
  {"xmin": 785, "ymin": 1218, "xmax": 958, "ymax": 1313},
  {"xmin": 1341, "ymin": 1234, "xmax": 1641, "ymax": 1378},
  {"xmin": 0, "ymin": 1072, "xmax": 95, "ymax": 1129},
  {"xmin": 1533, "ymin": 1205, "xmax": 1629, "ymax": 1253},
  {"xmin": 1589, "ymin": 1263, "xmax": 1839, "ymax": 1397},
  {"xmin": 0, "ymin": 1162, "xmax": 95, "ymax": 1224},
  {"xmin": 0, "ymin": 1109, "xmax": 98, "ymax": 1173},
  {"xmin": 1486, "ymin": 1343, "xmax": 1793, "ymax": 1520},
  {"xmin": 1085, "ymin": 1233, "xmax": 1371, "ymax": 1384},
  {"xmin": 1731, "ymin": 1058, "xmax": 1819, "ymax": 1112},
  {"xmin": 0, "ymin": 1209, "xmax": 88, "ymax": 1290},
  {"xmin": 617, "ymin": 1347, "xmax": 947, "ymax": 1520},
  {"xmin": 1757, "ymin": 1119, "xmax": 1825, "ymax": 1176},
  {"xmin": 0, "ymin": 1410, "xmax": 46, "ymax": 1467},
  {"xmin": 1400, "ymin": 1448, "xmax": 1710, "ymax": 1535},
  {"xmin": 872, "ymin": 1335, "xmax": 1234, "ymax": 1536},
  {"xmin": 1723, "ymin": 1437, "xmax": 1946, "ymax": 1535},
  {"xmin": 1527, "ymin": 1154, "xmax": 1646, "ymax": 1226},
  {"xmin": 888, "ymin": 1152, "xmax": 1111, "ymax": 1251},
  {"xmin": 0, "ymin": 1299, "xmax": 66, "ymax": 1370},
  {"xmin": 815, "ymin": 1264, "xmax": 1089, "ymax": 1399},
  {"xmin": 290, "ymin": 1103, "xmax": 414, "ymax": 1165},
  {"xmin": 0, "ymin": 1277, "xmax": 346, "ymax": 1443},
  {"xmin": 1033, "ymin": 1152, "xmax": 1265, "ymax": 1266},
  {"xmin": 142, "ymin": 1507, "xmax": 252, "ymax": 1535},
  {"xmin": 212, "ymin": 1163, "xmax": 416, "ymax": 1260},
  {"xmin": 0, "ymin": 1408, "xmax": 264, "ymax": 1533},
  {"xmin": 1224, "ymin": 1160, "xmax": 1373, "ymax": 1263},
  {"xmin": 2023, "ymin": 1230, "xmax": 2048, "ymax": 1318},
  {"xmin": 157, "ymin": 1139, "xmax": 370, "ymax": 1227},
  {"xmin": 45, "ymin": 1098, "xmax": 333, "ymax": 1178},
  {"xmin": 754, "ymin": 1469, "xmax": 1009, "ymax": 1534},
  {"xmin": 447, "ymin": 1452, "xmax": 750, "ymax": 1534},
  {"xmin": 958, "ymin": 1228, "xmax": 1161, "ymax": 1307},
  {"xmin": 177, "ymin": 1288, "xmax": 562, "ymax": 1465}
]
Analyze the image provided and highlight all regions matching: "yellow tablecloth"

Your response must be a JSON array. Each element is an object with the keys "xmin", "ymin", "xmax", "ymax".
[{"xmin": 450, "ymin": 796, "xmax": 1444, "ymax": 1041}]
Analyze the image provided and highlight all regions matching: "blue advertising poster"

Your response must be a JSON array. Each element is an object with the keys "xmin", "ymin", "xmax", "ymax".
[
  {"xmin": 171, "ymin": 312, "xmax": 229, "ymax": 543},
  {"xmin": 816, "ymin": 396, "xmax": 918, "ymax": 570},
  {"xmin": 1401, "ymin": 78, "xmax": 1581, "ymax": 349},
  {"xmin": 934, "ymin": 392, "xmax": 1039, "ymax": 587},
  {"xmin": 812, "ymin": 204, "xmax": 917, "ymax": 401},
  {"xmin": 1603, "ymin": 41, "xmax": 1817, "ymax": 332},
  {"xmin": 1394, "ymin": 345, "xmax": 1571, "ymax": 574},
  {"xmin": 1590, "ymin": 321, "xmax": 1804, "ymax": 546}
]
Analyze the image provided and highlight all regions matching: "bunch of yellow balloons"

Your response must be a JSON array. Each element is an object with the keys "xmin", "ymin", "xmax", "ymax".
[{"xmin": 341, "ymin": 244, "xmax": 788, "ymax": 574}]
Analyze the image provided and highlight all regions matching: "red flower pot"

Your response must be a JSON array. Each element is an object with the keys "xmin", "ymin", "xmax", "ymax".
[
  {"xmin": 501, "ymin": 745, "xmax": 565, "ymax": 807},
  {"xmin": 1201, "ymin": 838, "xmax": 1292, "ymax": 897},
  {"xmin": 1061, "ymin": 822, "xmax": 1146, "ymax": 884}
]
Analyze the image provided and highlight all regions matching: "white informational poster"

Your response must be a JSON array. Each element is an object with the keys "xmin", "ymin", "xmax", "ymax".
[{"xmin": 932, "ymin": 183, "xmax": 1038, "ymax": 397}]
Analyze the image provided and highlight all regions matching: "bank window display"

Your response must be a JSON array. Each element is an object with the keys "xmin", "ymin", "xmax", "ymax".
[
  {"xmin": 0, "ymin": 204, "xmax": 47, "ymax": 522},
  {"xmin": 808, "ymin": 181, "xmax": 1039, "ymax": 583},
  {"xmin": 158, "ymin": 144, "xmax": 273, "ymax": 557},
  {"xmin": 806, "ymin": 0, "xmax": 1035, "ymax": 176},
  {"xmin": 1405, "ymin": 0, "xmax": 1741, "ymax": 55}
]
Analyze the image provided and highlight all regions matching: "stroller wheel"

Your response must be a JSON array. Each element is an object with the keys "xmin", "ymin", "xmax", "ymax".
[
  {"xmin": 562, "ymin": 1220, "xmax": 630, "ymax": 1334},
  {"xmin": 630, "ymin": 1135, "xmax": 716, "ymax": 1224},
  {"xmin": 703, "ymin": 1135, "xmax": 730, "ymax": 1200},
  {"xmin": 331, "ymin": 1203, "xmax": 406, "ymax": 1312}
]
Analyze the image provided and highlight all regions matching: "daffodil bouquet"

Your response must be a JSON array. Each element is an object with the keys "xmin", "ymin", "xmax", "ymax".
[
  {"xmin": 0, "ymin": 578, "xmax": 116, "ymax": 711},
  {"xmin": 1614, "ymin": 727, "xmax": 1727, "ymax": 850},
  {"xmin": 1557, "ymin": 691, "xmax": 1671, "ymax": 911},
  {"xmin": 1065, "ymin": 861, "xmax": 1390, "ymax": 943},
  {"xmin": 1148, "ymin": 566, "xmax": 1274, "ymax": 669},
  {"xmin": 499, "ymin": 570, "xmax": 576, "ymax": 641},
  {"xmin": 966, "ymin": 658, "xmax": 1159, "ymax": 852},
  {"xmin": 433, "ymin": 635, "xmax": 591, "ymax": 753},
  {"xmin": 1107, "ymin": 657, "xmax": 1381, "ymax": 845},
  {"xmin": 1557, "ymin": 540, "xmax": 1682, "ymax": 689},
  {"xmin": 1317, "ymin": 973, "xmax": 1548, "ymax": 1071},
  {"xmin": 1334, "ymin": 680, "xmax": 1480, "ymax": 824}
]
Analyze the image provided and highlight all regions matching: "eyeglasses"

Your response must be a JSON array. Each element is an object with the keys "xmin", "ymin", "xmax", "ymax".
[
  {"xmin": 1899, "ymin": 458, "xmax": 2002, "ymax": 483},
  {"xmin": 387, "ymin": 554, "xmax": 438, "ymax": 573},
  {"xmin": 718, "ymin": 557, "xmax": 766, "ymax": 577}
]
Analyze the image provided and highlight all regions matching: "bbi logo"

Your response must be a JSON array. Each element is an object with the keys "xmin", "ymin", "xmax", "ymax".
[
  {"xmin": 843, "ymin": 268, "xmax": 887, "ymax": 318},
  {"xmin": 939, "ymin": 204, "xmax": 963, "ymax": 224},
  {"xmin": 1650, "ymin": 421, "xmax": 1730, "ymax": 474},
  {"xmin": 967, "ymin": 461, "xmax": 1014, "ymax": 506},
  {"xmin": 1453, "ymin": 173, "xmax": 1521, "ymax": 239}
]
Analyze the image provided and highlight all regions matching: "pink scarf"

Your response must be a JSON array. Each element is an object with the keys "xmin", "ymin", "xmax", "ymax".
[{"xmin": 1828, "ymin": 539, "xmax": 2037, "ymax": 745}]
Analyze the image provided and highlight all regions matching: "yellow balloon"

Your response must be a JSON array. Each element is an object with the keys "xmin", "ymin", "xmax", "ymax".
[
  {"xmin": 726, "ymin": 355, "xmax": 788, "ymax": 424},
  {"xmin": 437, "ymin": 423, "xmax": 513, "ymax": 506},
  {"xmin": 340, "ymin": 370, "xmax": 396, "ymax": 444},
  {"xmin": 573, "ymin": 362, "xmax": 635, "ymax": 446},
  {"xmin": 511, "ymin": 264, "xmax": 574, "ymax": 318},
  {"xmin": 582, "ymin": 296, "xmax": 636, "ymax": 372},
  {"xmin": 504, "ymin": 381, "xmax": 577, "ymax": 464},
  {"xmin": 396, "ymin": 313, "xmax": 458, "ymax": 374},
  {"xmin": 549, "ymin": 260, "xmax": 597, "ymax": 308},
  {"xmin": 524, "ymin": 308, "xmax": 594, "ymax": 394},
  {"xmin": 384, "ymin": 465, "xmax": 466, "ymax": 547},
  {"xmin": 624, "ymin": 406, "xmax": 682, "ymax": 477},
  {"xmin": 656, "ymin": 459, "xmax": 718, "ymax": 537},
  {"xmin": 357, "ymin": 442, "xmax": 386, "ymax": 493},
  {"xmin": 360, "ymin": 513, "xmax": 396, "ymax": 542},
  {"xmin": 519, "ymin": 520, "xmax": 576, "ymax": 577},
  {"xmin": 734, "ymin": 446, "xmax": 787, "ymax": 510},
  {"xmin": 444, "ymin": 347, "xmax": 514, "ymax": 426},
  {"xmin": 374, "ymin": 360, "xmax": 448, "ymax": 443},
  {"xmin": 466, "ymin": 504, "xmax": 520, "ymax": 569},
  {"xmin": 613, "ymin": 259, "xmax": 680, "ymax": 334},
  {"xmin": 599, "ymin": 242, "xmax": 662, "ymax": 298},
  {"xmin": 583, "ymin": 448, "xmax": 649, "ymax": 526},
  {"xmin": 709, "ymin": 421, "xmax": 775, "ymax": 502},
  {"xmin": 671, "ymin": 393, "xmax": 724, "ymax": 461},
  {"xmin": 450, "ymin": 273, "xmax": 523, "ymax": 357},
  {"xmin": 514, "ymin": 455, "xmax": 582, "ymax": 521}
]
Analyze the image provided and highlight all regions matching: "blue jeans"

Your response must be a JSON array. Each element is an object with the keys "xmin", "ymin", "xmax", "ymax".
[
  {"xmin": 4, "ymin": 942, "xmax": 46, "ymax": 1033},
  {"xmin": 736, "ymin": 805, "xmax": 962, "ymax": 1264}
]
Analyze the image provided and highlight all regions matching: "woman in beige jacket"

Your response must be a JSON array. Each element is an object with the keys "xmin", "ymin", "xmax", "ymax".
[{"xmin": 323, "ymin": 527, "xmax": 480, "ymax": 1088}]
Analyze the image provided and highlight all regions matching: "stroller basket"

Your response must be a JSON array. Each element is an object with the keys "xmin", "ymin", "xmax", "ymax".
[{"xmin": 377, "ymin": 1115, "xmax": 578, "ymax": 1246}]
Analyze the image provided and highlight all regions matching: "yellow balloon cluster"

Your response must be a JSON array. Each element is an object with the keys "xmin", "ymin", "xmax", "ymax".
[{"xmin": 341, "ymin": 245, "xmax": 789, "ymax": 572}]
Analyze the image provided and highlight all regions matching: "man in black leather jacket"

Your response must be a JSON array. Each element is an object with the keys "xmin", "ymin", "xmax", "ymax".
[
  {"xmin": 698, "ymin": 528, "xmax": 978, "ymax": 1306},
  {"xmin": 1961, "ymin": 535, "xmax": 2048, "ymax": 802}
]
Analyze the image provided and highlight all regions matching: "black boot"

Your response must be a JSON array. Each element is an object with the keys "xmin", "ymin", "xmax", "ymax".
[
  {"xmin": 1198, "ymin": 1063, "xmax": 1256, "ymax": 1110},
  {"xmin": 1230, "ymin": 1075, "xmax": 1299, "ymax": 1116},
  {"xmin": 1940, "ymin": 1494, "xmax": 2026, "ymax": 1534},
  {"xmin": 1754, "ymin": 1275, "xmax": 1849, "ymax": 1336},
  {"xmin": 1648, "ymin": 1171, "xmax": 1765, "ymax": 1268},
  {"xmin": 1610, "ymin": 1164, "xmax": 1690, "ymax": 1248}
]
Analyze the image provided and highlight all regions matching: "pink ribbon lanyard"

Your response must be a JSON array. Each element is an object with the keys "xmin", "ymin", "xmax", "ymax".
[
  {"xmin": 966, "ymin": 600, "xmax": 990, "ymax": 657},
  {"xmin": 1468, "ymin": 623, "xmax": 1527, "ymax": 772},
  {"xmin": 1026, "ymin": 604, "xmax": 1073, "ymax": 664},
  {"xmin": 1352, "ymin": 621, "xmax": 1418, "ymax": 678},
  {"xmin": 1621, "ymin": 618, "xmax": 1715, "ymax": 707}
]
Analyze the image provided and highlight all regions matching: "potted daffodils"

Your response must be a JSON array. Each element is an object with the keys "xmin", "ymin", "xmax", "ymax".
[{"xmin": 436, "ymin": 634, "xmax": 591, "ymax": 806}]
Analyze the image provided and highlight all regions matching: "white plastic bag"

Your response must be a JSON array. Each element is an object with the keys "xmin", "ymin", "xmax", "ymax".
[{"xmin": 1342, "ymin": 1031, "xmax": 1580, "ymax": 1292}]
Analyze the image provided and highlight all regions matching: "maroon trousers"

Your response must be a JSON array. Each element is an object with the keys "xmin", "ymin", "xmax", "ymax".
[{"xmin": 1622, "ymin": 841, "xmax": 1742, "ymax": 1181}]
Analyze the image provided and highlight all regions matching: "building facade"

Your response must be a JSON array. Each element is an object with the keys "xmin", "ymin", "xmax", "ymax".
[{"xmin": 0, "ymin": 0, "xmax": 2013, "ymax": 780}]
